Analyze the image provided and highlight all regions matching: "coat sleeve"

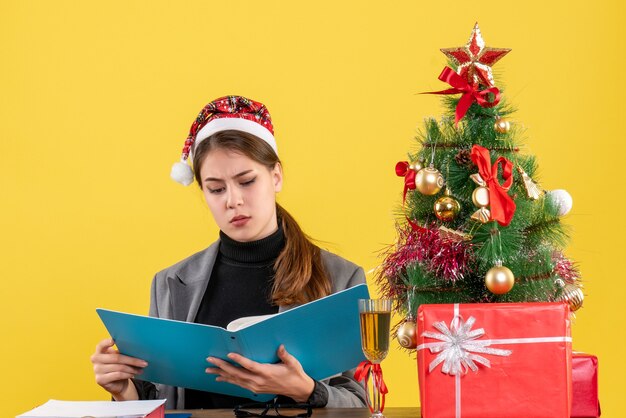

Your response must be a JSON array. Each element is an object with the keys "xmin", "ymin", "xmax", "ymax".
[
  {"xmin": 131, "ymin": 378, "xmax": 159, "ymax": 400},
  {"xmin": 141, "ymin": 274, "xmax": 180, "ymax": 409},
  {"xmin": 131, "ymin": 274, "xmax": 169, "ymax": 403},
  {"xmin": 313, "ymin": 261, "xmax": 368, "ymax": 408}
]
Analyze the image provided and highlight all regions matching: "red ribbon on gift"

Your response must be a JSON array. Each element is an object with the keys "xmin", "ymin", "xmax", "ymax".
[
  {"xmin": 424, "ymin": 67, "xmax": 501, "ymax": 126},
  {"xmin": 470, "ymin": 145, "xmax": 516, "ymax": 226},
  {"xmin": 355, "ymin": 360, "xmax": 389, "ymax": 413}
]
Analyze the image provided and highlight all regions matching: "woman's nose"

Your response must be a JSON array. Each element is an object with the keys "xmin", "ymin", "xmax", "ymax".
[{"xmin": 226, "ymin": 187, "xmax": 243, "ymax": 208}]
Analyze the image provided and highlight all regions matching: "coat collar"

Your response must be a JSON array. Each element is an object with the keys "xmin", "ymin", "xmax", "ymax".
[
  {"xmin": 168, "ymin": 241, "xmax": 220, "ymax": 322},
  {"xmin": 166, "ymin": 239, "xmax": 294, "ymax": 321}
]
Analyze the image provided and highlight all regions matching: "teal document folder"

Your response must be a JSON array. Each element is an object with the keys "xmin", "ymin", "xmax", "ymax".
[{"xmin": 97, "ymin": 283, "xmax": 369, "ymax": 401}]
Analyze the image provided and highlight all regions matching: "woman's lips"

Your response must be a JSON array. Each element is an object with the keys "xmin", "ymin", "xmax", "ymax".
[{"xmin": 230, "ymin": 216, "xmax": 250, "ymax": 227}]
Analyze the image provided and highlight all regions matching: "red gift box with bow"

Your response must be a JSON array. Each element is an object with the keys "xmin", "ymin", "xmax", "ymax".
[
  {"xmin": 571, "ymin": 352, "xmax": 601, "ymax": 417},
  {"xmin": 417, "ymin": 302, "xmax": 572, "ymax": 418}
]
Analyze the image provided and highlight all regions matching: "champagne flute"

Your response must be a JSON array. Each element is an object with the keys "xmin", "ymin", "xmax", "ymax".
[{"xmin": 358, "ymin": 299, "xmax": 392, "ymax": 418}]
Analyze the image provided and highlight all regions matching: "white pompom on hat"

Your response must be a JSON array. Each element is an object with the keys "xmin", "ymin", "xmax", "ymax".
[{"xmin": 170, "ymin": 95, "xmax": 276, "ymax": 186}]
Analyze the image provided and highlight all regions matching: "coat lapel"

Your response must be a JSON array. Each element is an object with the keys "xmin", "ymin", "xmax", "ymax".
[{"xmin": 168, "ymin": 241, "xmax": 220, "ymax": 322}]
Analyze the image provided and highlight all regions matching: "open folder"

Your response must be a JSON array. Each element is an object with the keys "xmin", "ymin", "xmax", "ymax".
[{"xmin": 97, "ymin": 283, "xmax": 369, "ymax": 401}]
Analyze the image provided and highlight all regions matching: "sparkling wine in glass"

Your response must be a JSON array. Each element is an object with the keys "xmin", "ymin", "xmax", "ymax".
[{"xmin": 358, "ymin": 299, "xmax": 392, "ymax": 418}]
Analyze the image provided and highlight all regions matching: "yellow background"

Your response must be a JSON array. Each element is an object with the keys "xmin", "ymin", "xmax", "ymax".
[{"xmin": 2, "ymin": 1, "xmax": 624, "ymax": 416}]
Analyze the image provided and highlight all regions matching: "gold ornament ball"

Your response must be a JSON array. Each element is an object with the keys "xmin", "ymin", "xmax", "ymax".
[
  {"xmin": 556, "ymin": 283, "xmax": 584, "ymax": 312},
  {"xmin": 397, "ymin": 320, "xmax": 417, "ymax": 349},
  {"xmin": 415, "ymin": 167, "xmax": 444, "ymax": 196},
  {"xmin": 472, "ymin": 186, "xmax": 490, "ymax": 208},
  {"xmin": 409, "ymin": 161, "xmax": 423, "ymax": 172},
  {"xmin": 485, "ymin": 265, "xmax": 515, "ymax": 294},
  {"xmin": 434, "ymin": 196, "xmax": 461, "ymax": 222},
  {"xmin": 494, "ymin": 118, "xmax": 511, "ymax": 134}
]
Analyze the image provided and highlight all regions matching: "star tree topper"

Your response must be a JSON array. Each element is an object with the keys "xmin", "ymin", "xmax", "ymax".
[{"xmin": 441, "ymin": 23, "xmax": 511, "ymax": 87}]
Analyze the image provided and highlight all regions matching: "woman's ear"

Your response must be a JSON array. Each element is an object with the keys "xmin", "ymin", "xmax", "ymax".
[{"xmin": 272, "ymin": 162, "xmax": 283, "ymax": 192}]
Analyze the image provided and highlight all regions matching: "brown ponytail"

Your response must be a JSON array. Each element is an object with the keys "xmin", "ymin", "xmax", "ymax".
[
  {"xmin": 192, "ymin": 130, "xmax": 331, "ymax": 306},
  {"xmin": 273, "ymin": 204, "xmax": 331, "ymax": 305}
]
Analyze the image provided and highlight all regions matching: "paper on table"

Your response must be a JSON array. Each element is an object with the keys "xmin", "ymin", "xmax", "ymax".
[{"xmin": 16, "ymin": 399, "xmax": 166, "ymax": 418}]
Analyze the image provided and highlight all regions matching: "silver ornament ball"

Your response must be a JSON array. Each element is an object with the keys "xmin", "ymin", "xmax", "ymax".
[{"xmin": 547, "ymin": 189, "xmax": 573, "ymax": 216}]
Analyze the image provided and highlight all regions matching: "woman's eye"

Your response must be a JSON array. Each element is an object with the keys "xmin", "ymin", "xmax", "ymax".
[
  {"xmin": 207, "ymin": 187, "xmax": 225, "ymax": 194},
  {"xmin": 241, "ymin": 178, "xmax": 256, "ymax": 186}
]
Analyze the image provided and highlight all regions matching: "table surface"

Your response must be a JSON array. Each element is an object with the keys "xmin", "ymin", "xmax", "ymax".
[{"xmin": 170, "ymin": 407, "xmax": 421, "ymax": 417}]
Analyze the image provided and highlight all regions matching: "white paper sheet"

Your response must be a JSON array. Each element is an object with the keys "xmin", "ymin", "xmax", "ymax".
[{"xmin": 17, "ymin": 399, "xmax": 166, "ymax": 418}]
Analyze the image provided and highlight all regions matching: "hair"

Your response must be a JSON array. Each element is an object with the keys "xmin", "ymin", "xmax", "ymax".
[{"xmin": 192, "ymin": 130, "xmax": 331, "ymax": 306}]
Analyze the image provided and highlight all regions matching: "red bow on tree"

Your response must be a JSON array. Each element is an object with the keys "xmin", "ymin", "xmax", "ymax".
[
  {"xmin": 355, "ymin": 360, "xmax": 389, "ymax": 413},
  {"xmin": 395, "ymin": 161, "xmax": 417, "ymax": 203},
  {"xmin": 395, "ymin": 161, "xmax": 428, "ymax": 233},
  {"xmin": 424, "ymin": 67, "xmax": 501, "ymax": 126},
  {"xmin": 471, "ymin": 145, "xmax": 516, "ymax": 226}
]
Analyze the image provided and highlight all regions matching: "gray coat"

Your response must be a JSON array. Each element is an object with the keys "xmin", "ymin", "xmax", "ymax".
[{"xmin": 146, "ymin": 240, "xmax": 368, "ymax": 409}]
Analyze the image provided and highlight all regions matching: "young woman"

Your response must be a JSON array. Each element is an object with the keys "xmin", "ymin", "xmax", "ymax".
[{"xmin": 90, "ymin": 96, "xmax": 367, "ymax": 410}]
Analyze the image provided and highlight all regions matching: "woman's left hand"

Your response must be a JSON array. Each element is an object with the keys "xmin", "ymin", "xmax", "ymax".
[{"xmin": 206, "ymin": 344, "xmax": 315, "ymax": 402}]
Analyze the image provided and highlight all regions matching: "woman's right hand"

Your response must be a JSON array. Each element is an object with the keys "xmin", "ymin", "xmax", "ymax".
[{"xmin": 90, "ymin": 338, "xmax": 147, "ymax": 400}]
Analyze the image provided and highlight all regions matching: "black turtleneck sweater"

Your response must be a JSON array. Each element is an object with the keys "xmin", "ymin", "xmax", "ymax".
[{"xmin": 184, "ymin": 227, "xmax": 283, "ymax": 409}]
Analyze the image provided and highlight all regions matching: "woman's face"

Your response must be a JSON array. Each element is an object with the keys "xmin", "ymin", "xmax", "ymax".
[{"xmin": 199, "ymin": 148, "xmax": 283, "ymax": 242}]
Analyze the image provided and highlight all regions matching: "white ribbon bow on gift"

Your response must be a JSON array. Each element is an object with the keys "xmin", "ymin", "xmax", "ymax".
[{"xmin": 420, "ymin": 315, "xmax": 512, "ymax": 375}]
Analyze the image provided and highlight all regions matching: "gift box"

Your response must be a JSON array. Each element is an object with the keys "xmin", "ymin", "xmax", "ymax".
[
  {"xmin": 417, "ymin": 302, "xmax": 572, "ymax": 418},
  {"xmin": 571, "ymin": 352, "xmax": 600, "ymax": 417}
]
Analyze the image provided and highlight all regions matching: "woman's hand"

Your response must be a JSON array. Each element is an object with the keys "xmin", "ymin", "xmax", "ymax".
[
  {"xmin": 90, "ymin": 338, "xmax": 147, "ymax": 400},
  {"xmin": 206, "ymin": 345, "xmax": 315, "ymax": 402}
]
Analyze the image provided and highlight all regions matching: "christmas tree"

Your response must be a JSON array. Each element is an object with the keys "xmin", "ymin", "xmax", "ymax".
[{"xmin": 379, "ymin": 23, "xmax": 584, "ymax": 350}]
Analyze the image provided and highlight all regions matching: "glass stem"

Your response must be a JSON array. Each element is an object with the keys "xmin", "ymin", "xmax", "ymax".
[
  {"xmin": 371, "ymin": 369, "xmax": 381, "ymax": 415},
  {"xmin": 374, "ymin": 384, "xmax": 380, "ymax": 414}
]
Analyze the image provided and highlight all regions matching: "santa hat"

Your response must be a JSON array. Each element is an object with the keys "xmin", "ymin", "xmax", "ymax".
[{"xmin": 170, "ymin": 95, "xmax": 276, "ymax": 186}]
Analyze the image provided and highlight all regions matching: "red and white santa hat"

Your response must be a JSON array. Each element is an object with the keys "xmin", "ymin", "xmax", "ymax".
[{"xmin": 170, "ymin": 95, "xmax": 276, "ymax": 185}]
